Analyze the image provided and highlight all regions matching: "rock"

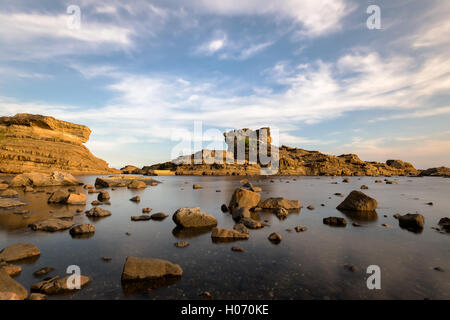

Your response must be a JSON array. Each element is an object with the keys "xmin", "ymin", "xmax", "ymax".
[
  {"xmin": 98, "ymin": 191, "xmax": 110, "ymax": 201},
  {"xmin": 211, "ymin": 227, "xmax": 249, "ymax": 241},
  {"xmin": 418, "ymin": 166, "xmax": 450, "ymax": 177},
  {"xmin": 47, "ymin": 190, "xmax": 70, "ymax": 203},
  {"xmin": 307, "ymin": 205, "xmax": 315, "ymax": 210},
  {"xmin": 240, "ymin": 217, "xmax": 264, "ymax": 229},
  {"xmin": 295, "ymin": 226, "xmax": 307, "ymax": 232},
  {"xmin": 28, "ymin": 293, "xmax": 47, "ymax": 300},
  {"xmin": 229, "ymin": 188, "xmax": 261, "ymax": 210},
  {"xmin": 334, "ymin": 193, "xmax": 345, "ymax": 197},
  {"xmin": 131, "ymin": 215, "xmax": 152, "ymax": 221},
  {"xmin": 142, "ymin": 208, "xmax": 152, "ymax": 213},
  {"xmin": 275, "ymin": 207, "xmax": 289, "ymax": 219},
  {"xmin": 95, "ymin": 175, "xmax": 156, "ymax": 188},
  {"xmin": 0, "ymin": 183, "xmax": 8, "ymax": 190},
  {"xmin": 360, "ymin": 185, "xmax": 368, "ymax": 190},
  {"xmin": 0, "ymin": 243, "xmax": 40, "ymax": 262},
  {"xmin": 102, "ymin": 257, "xmax": 112, "ymax": 262},
  {"xmin": 121, "ymin": 256, "xmax": 183, "ymax": 281},
  {"xmin": 69, "ymin": 224, "xmax": 95, "ymax": 235},
  {"xmin": 0, "ymin": 189, "xmax": 18, "ymax": 198},
  {"xmin": 150, "ymin": 212, "xmax": 168, "ymax": 220},
  {"xmin": 192, "ymin": 184, "xmax": 203, "ymax": 189},
  {"xmin": 31, "ymin": 275, "xmax": 90, "ymax": 294},
  {"xmin": 174, "ymin": 241, "xmax": 189, "ymax": 248},
  {"xmin": 85, "ymin": 207, "xmax": 111, "ymax": 218},
  {"xmin": 323, "ymin": 217, "xmax": 347, "ymax": 226},
  {"xmin": 0, "ymin": 198, "xmax": 26, "ymax": 208},
  {"xmin": 65, "ymin": 193, "xmax": 86, "ymax": 205},
  {"xmin": 257, "ymin": 197, "xmax": 300, "ymax": 210},
  {"xmin": 375, "ymin": 180, "xmax": 383, "ymax": 183},
  {"xmin": 352, "ymin": 222, "xmax": 361, "ymax": 227},
  {"xmin": 220, "ymin": 204, "xmax": 229, "ymax": 212},
  {"xmin": 9, "ymin": 171, "xmax": 83, "ymax": 188},
  {"xmin": 172, "ymin": 207, "xmax": 217, "ymax": 228},
  {"xmin": 438, "ymin": 217, "xmax": 450, "ymax": 231},
  {"xmin": 0, "ymin": 268, "xmax": 28, "ymax": 300},
  {"xmin": 342, "ymin": 178, "xmax": 350, "ymax": 183},
  {"xmin": 83, "ymin": 184, "xmax": 94, "ymax": 190},
  {"xmin": 128, "ymin": 180, "xmax": 147, "ymax": 189},
  {"xmin": 434, "ymin": 267, "xmax": 444, "ymax": 272},
  {"xmin": 88, "ymin": 189, "xmax": 101, "ymax": 194},
  {"xmin": 344, "ymin": 264, "xmax": 357, "ymax": 272},
  {"xmin": 29, "ymin": 219, "xmax": 75, "ymax": 232},
  {"xmin": 381, "ymin": 223, "xmax": 389, "ymax": 227},
  {"xmin": 231, "ymin": 246, "xmax": 244, "ymax": 252},
  {"xmin": 120, "ymin": 165, "xmax": 143, "ymax": 174},
  {"xmin": 130, "ymin": 196, "xmax": 140, "ymax": 202},
  {"xmin": 393, "ymin": 213, "xmax": 401, "ymax": 219},
  {"xmin": 336, "ymin": 191, "xmax": 378, "ymax": 212},
  {"xmin": 1, "ymin": 264, "xmax": 22, "ymax": 277},
  {"xmin": 268, "ymin": 232, "xmax": 282, "ymax": 244},
  {"xmin": 91, "ymin": 200, "xmax": 102, "ymax": 206},
  {"xmin": 231, "ymin": 207, "xmax": 252, "ymax": 220},
  {"xmin": 24, "ymin": 186, "xmax": 34, "ymax": 192},
  {"xmin": 33, "ymin": 267, "xmax": 54, "ymax": 277},
  {"xmin": 13, "ymin": 209, "xmax": 29, "ymax": 214},
  {"xmin": 233, "ymin": 223, "xmax": 249, "ymax": 234},
  {"xmin": 398, "ymin": 213, "xmax": 425, "ymax": 230},
  {"xmin": 386, "ymin": 180, "xmax": 398, "ymax": 185}
]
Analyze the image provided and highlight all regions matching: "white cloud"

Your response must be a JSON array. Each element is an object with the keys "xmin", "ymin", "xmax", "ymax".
[{"xmin": 195, "ymin": 32, "xmax": 227, "ymax": 55}]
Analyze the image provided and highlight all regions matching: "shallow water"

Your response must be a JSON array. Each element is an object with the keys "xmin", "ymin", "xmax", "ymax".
[{"xmin": 0, "ymin": 175, "xmax": 449, "ymax": 300}]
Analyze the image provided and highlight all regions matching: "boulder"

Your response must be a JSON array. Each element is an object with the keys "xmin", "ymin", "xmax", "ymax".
[
  {"xmin": 142, "ymin": 208, "xmax": 152, "ymax": 213},
  {"xmin": 128, "ymin": 180, "xmax": 147, "ymax": 189},
  {"xmin": 31, "ymin": 275, "xmax": 90, "ymax": 295},
  {"xmin": 28, "ymin": 293, "xmax": 47, "ymax": 300},
  {"xmin": 9, "ymin": 171, "xmax": 82, "ymax": 187},
  {"xmin": 95, "ymin": 175, "xmax": 156, "ymax": 188},
  {"xmin": 336, "ymin": 191, "xmax": 378, "ymax": 212},
  {"xmin": 229, "ymin": 188, "xmax": 261, "ymax": 210},
  {"xmin": 98, "ymin": 191, "xmax": 110, "ymax": 201},
  {"xmin": 0, "ymin": 263, "xmax": 22, "ymax": 277},
  {"xmin": 268, "ymin": 232, "xmax": 282, "ymax": 243},
  {"xmin": 211, "ymin": 227, "xmax": 249, "ymax": 240},
  {"xmin": 121, "ymin": 256, "xmax": 183, "ymax": 281},
  {"xmin": 257, "ymin": 197, "xmax": 300, "ymax": 210},
  {"xmin": 0, "ymin": 243, "xmax": 40, "ymax": 262},
  {"xmin": 323, "ymin": 217, "xmax": 347, "ymax": 226},
  {"xmin": 438, "ymin": 217, "xmax": 450, "ymax": 231},
  {"xmin": 220, "ymin": 204, "xmax": 229, "ymax": 212},
  {"xmin": 0, "ymin": 268, "xmax": 28, "ymax": 300},
  {"xmin": 233, "ymin": 223, "xmax": 249, "ymax": 234},
  {"xmin": 240, "ymin": 217, "xmax": 264, "ymax": 229},
  {"xmin": 69, "ymin": 224, "xmax": 95, "ymax": 235},
  {"xmin": 66, "ymin": 193, "xmax": 86, "ymax": 205},
  {"xmin": 83, "ymin": 184, "xmax": 94, "ymax": 190},
  {"xmin": 398, "ymin": 213, "xmax": 425, "ymax": 230},
  {"xmin": 130, "ymin": 196, "xmax": 140, "ymax": 202},
  {"xmin": 275, "ymin": 207, "xmax": 289, "ymax": 219},
  {"xmin": 85, "ymin": 207, "xmax": 111, "ymax": 218},
  {"xmin": 174, "ymin": 241, "xmax": 189, "ymax": 248},
  {"xmin": 192, "ymin": 184, "xmax": 203, "ymax": 189},
  {"xmin": 0, "ymin": 189, "xmax": 18, "ymax": 198},
  {"xmin": 172, "ymin": 207, "xmax": 217, "ymax": 228},
  {"xmin": 47, "ymin": 190, "xmax": 70, "ymax": 203},
  {"xmin": 131, "ymin": 215, "xmax": 152, "ymax": 221},
  {"xmin": 231, "ymin": 207, "xmax": 252, "ymax": 220},
  {"xmin": 29, "ymin": 219, "xmax": 75, "ymax": 232},
  {"xmin": 0, "ymin": 198, "xmax": 26, "ymax": 208},
  {"xmin": 150, "ymin": 212, "xmax": 168, "ymax": 220}
]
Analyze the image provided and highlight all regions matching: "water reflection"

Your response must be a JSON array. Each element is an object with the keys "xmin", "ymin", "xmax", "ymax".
[
  {"xmin": 338, "ymin": 209, "xmax": 378, "ymax": 222},
  {"xmin": 172, "ymin": 226, "xmax": 214, "ymax": 239}
]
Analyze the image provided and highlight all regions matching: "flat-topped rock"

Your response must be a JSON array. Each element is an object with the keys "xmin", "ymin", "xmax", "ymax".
[
  {"xmin": 0, "ymin": 243, "xmax": 40, "ymax": 262},
  {"xmin": 31, "ymin": 275, "xmax": 90, "ymax": 295},
  {"xmin": 0, "ymin": 198, "xmax": 26, "ymax": 208},
  {"xmin": 0, "ymin": 268, "xmax": 28, "ymax": 300},
  {"xmin": 258, "ymin": 197, "xmax": 301, "ymax": 210},
  {"xmin": 94, "ymin": 175, "xmax": 158, "ymax": 188},
  {"xmin": 121, "ymin": 256, "xmax": 183, "ymax": 281},
  {"xmin": 29, "ymin": 219, "xmax": 75, "ymax": 232},
  {"xmin": 0, "ymin": 189, "xmax": 18, "ymax": 198},
  {"xmin": 10, "ymin": 171, "xmax": 82, "ymax": 187},
  {"xmin": 172, "ymin": 207, "xmax": 217, "ymax": 228},
  {"xmin": 211, "ymin": 227, "xmax": 249, "ymax": 241},
  {"xmin": 69, "ymin": 224, "xmax": 95, "ymax": 235}
]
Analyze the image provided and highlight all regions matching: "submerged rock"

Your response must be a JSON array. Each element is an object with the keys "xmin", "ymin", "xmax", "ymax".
[
  {"xmin": 240, "ymin": 217, "xmax": 264, "ymax": 229},
  {"xmin": 258, "ymin": 197, "xmax": 300, "ymax": 210},
  {"xmin": 28, "ymin": 293, "xmax": 47, "ymax": 300},
  {"xmin": 0, "ymin": 243, "xmax": 40, "ymax": 262},
  {"xmin": 31, "ymin": 275, "xmax": 90, "ymax": 295},
  {"xmin": 438, "ymin": 217, "xmax": 450, "ymax": 231},
  {"xmin": 172, "ymin": 207, "xmax": 217, "ymax": 228},
  {"xmin": 150, "ymin": 212, "xmax": 168, "ymax": 220},
  {"xmin": 85, "ymin": 207, "xmax": 111, "ymax": 218},
  {"xmin": 0, "ymin": 263, "xmax": 22, "ymax": 277},
  {"xmin": 33, "ymin": 267, "xmax": 54, "ymax": 277},
  {"xmin": 29, "ymin": 219, "xmax": 74, "ymax": 232},
  {"xmin": 323, "ymin": 217, "xmax": 347, "ymax": 226},
  {"xmin": 336, "ymin": 191, "xmax": 378, "ymax": 212},
  {"xmin": 69, "ymin": 224, "xmax": 95, "ymax": 235},
  {"xmin": 211, "ymin": 227, "xmax": 249, "ymax": 241},
  {"xmin": 275, "ymin": 207, "xmax": 289, "ymax": 219},
  {"xmin": 0, "ymin": 198, "xmax": 26, "ymax": 208},
  {"xmin": 131, "ymin": 215, "xmax": 152, "ymax": 221},
  {"xmin": 47, "ymin": 190, "xmax": 70, "ymax": 203},
  {"xmin": 0, "ymin": 268, "xmax": 28, "ymax": 300},
  {"xmin": 233, "ymin": 223, "xmax": 249, "ymax": 234},
  {"xmin": 220, "ymin": 204, "xmax": 229, "ymax": 212},
  {"xmin": 142, "ymin": 208, "xmax": 152, "ymax": 213},
  {"xmin": 174, "ymin": 241, "xmax": 189, "ymax": 248}
]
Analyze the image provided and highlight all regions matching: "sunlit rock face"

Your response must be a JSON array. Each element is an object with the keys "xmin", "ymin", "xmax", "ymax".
[{"xmin": 0, "ymin": 113, "xmax": 118, "ymax": 174}]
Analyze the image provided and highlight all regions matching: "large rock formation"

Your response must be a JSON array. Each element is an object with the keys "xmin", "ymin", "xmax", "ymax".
[{"xmin": 0, "ymin": 113, "xmax": 118, "ymax": 174}]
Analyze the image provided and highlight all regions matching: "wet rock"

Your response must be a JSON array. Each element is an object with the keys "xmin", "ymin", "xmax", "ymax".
[
  {"xmin": 33, "ymin": 267, "xmax": 54, "ymax": 277},
  {"xmin": 268, "ymin": 232, "xmax": 282, "ymax": 244},
  {"xmin": 386, "ymin": 180, "xmax": 398, "ymax": 185},
  {"xmin": 10, "ymin": 171, "xmax": 81, "ymax": 187},
  {"xmin": 336, "ymin": 191, "xmax": 378, "ymax": 212},
  {"xmin": 98, "ymin": 191, "xmax": 110, "ymax": 201},
  {"xmin": 334, "ymin": 193, "xmax": 345, "ymax": 197},
  {"xmin": 233, "ymin": 223, "xmax": 249, "ymax": 234},
  {"xmin": 142, "ymin": 208, "xmax": 152, "ymax": 213},
  {"xmin": 211, "ymin": 227, "xmax": 249, "ymax": 241},
  {"xmin": 231, "ymin": 207, "xmax": 252, "ymax": 220},
  {"xmin": 24, "ymin": 186, "xmax": 34, "ymax": 192},
  {"xmin": 0, "ymin": 243, "xmax": 40, "ymax": 263},
  {"xmin": 83, "ymin": 184, "xmax": 94, "ymax": 190},
  {"xmin": 174, "ymin": 241, "xmax": 189, "ymax": 248},
  {"xmin": 28, "ymin": 293, "xmax": 47, "ymax": 300},
  {"xmin": 398, "ymin": 213, "xmax": 425, "ymax": 230},
  {"xmin": 257, "ymin": 197, "xmax": 300, "ymax": 210},
  {"xmin": 192, "ymin": 184, "xmax": 203, "ymax": 189},
  {"xmin": 172, "ymin": 207, "xmax": 217, "ymax": 228},
  {"xmin": 294, "ymin": 226, "xmax": 307, "ymax": 232},
  {"xmin": 121, "ymin": 256, "xmax": 183, "ymax": 281},
  {"xmin": 131, "ymin": 215, "xmax": 152, "ymax": 221},
  {"xmin": 307, "ymin": 205, "xmax": 315, "ymax": 210},
  {"xmin": 0, "ymin": 198, "xmax": 26, "ymax": 208},
  {"xmin": 323, "ymin": 217, "xmax": 347, "ymax": 226},
  {"xmin": 128, "ymin": 180, "xmax": 147, "ymax": 189},
  {"xmin": 0, "ymin": 189, "xmax": 18, "ymax": 198},
  {"xmin": 31, "ymin": 275, "xmax": 90, "ymax": 295},
  {"xmin": 95, "ymin": 175, "xmax": 156, "ymax": 188},
  {"xmin": 65, "ymin": 193, "xmax": 87, "ymax": 205},
  {"xmin": 375, "ymin": 180, "xmax": 382, "ymax": 183},
  {"xmin": 130, "ymin": 196, "xmax": 140, "ymax": 202},
  {"xmin": 47, "ymin": 190, "xmax": 70, "ymax": 203},
  {"xmin": 220, "ymin": 204, "xmax": 229, "ymax": 212},
  {"xmin": 393, "ymin": 213, "xmax": 401, "ymax": 219},
  {"xmin": 91, "ymin": 200, "xmax": 102, "ymax": 206},
  {"xmin": 150, "ymin": 212, "xmax": 168, "ymax": 220},
  {"xmin": 360, "ymin": 185, "xmax": 368, "ymax": 190},
  {"xmin": 0, "ymin": 268, "xmax": 28, "ymax": 300},
  {"xmin": 352, "ymin": 222, "xmax": 361, "ymax": 227},
  {"xmin": 229, "ymin": 188, "xmax": 261, "ymax": 210},
  {"xmin": 231, "ymin": 246, "xmax": 244, "ymax": 252},
  {"xmin": 0, "ymin": 263, "xmax": 22, "ymax": 277},
  {"xmin": 29, "ymin": 219, "xmax": 74, "ymax": 232},
  {"xmin": 70, "ymin": 224, "xmax": 95, "ymax": 235},
  {"xmin": 240, "ymin": 217, "xmax": 264, "ymax": 229},
  {"xmin": 438, "ymin": 217, "xmax": 450, "ymax": 231},
  {"xmin": 85, "ymin": 207, "xmax": 111, "ymax": 218},
  {"xmin": 275, "ymin": 207, "xmax": 289, "ymax": 220},
  {"xmin": 342, "ymin": 178, "xmax": 350, "ymax": 183}
]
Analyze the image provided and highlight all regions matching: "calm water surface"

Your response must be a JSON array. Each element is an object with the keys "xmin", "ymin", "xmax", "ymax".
[{"xmin": 0, "ymin": 175, "xmax": 449, "ymax": 300}]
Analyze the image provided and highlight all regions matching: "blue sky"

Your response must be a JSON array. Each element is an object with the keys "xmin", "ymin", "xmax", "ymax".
[{"xmin": 1, "ymin": 0, "xmax": 450, "ymax": 169}]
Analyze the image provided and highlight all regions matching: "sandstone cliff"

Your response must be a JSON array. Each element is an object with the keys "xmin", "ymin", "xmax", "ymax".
[{"xmin": 0, "ymin": 114, "xmax": 117, "ymax": 174}]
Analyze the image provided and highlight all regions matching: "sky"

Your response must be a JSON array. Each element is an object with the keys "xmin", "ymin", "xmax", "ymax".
[{"xmin": 0, "ymin": 0, "xmax": 450, "ymax": 169}]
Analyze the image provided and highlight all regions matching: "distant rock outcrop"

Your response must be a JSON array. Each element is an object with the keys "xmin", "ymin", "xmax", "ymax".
[
  {"xmin": 0, "ymin": 113, "xmax": 118, "ymax": 174},
  {"xmin": 418, "ymin": 167, "xmax": 450, "ymax": 177}
]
